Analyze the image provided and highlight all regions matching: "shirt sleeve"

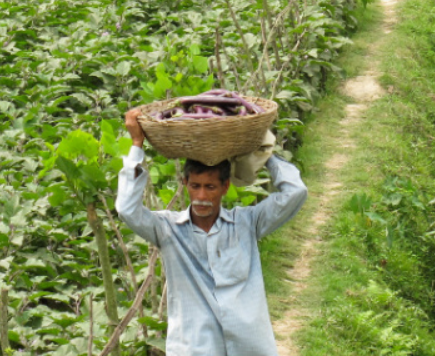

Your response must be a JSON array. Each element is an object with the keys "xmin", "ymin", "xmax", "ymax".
[
  {"xmin": 251, "ymin": 155, "xmax": 308, "ymax": 239},
  {"xmin": 115, "ymin": 145, "xmax": 163, "ymax": 247}
]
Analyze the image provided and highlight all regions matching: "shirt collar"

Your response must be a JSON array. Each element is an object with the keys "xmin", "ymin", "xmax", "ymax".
[{"xmin": 175, "ymin": 205, "xmax": 235, "ymax": 225}]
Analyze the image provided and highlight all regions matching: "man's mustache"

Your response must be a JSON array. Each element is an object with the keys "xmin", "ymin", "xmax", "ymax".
[{"xmin": 192, "ymin": 200, "xmax": 213, "ymax": 207}]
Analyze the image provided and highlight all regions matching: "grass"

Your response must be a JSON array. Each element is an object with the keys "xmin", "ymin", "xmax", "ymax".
[{"xmin": 261, "ymin": 0, "xmax": 435, "ymax": 354}]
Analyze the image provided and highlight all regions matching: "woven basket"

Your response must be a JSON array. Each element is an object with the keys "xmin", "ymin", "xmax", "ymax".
[{"xmin": 137, "ymin": 96, "xmax": 278, "ymax": 166}]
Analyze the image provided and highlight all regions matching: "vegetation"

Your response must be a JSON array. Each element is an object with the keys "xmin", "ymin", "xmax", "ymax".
[
  {"xmin": 279, "ymin": 0, "xmax": 435, "ymax": 354},
  {"xmin": 0, "ymin": 0, "xmax": 370, "ymax": 355}
]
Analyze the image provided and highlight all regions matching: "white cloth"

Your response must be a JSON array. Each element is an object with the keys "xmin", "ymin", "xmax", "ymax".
[{"xmin": 230, "ymin": 130, "xmax": 276, "ymax": 187}]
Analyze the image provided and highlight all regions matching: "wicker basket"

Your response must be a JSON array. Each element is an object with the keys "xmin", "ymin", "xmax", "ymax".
[{"xmin": 137, "ymin": 96, "xmax": 278, "ymax": 166}]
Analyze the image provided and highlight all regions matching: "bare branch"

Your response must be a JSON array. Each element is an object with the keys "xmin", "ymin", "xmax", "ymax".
[
  {"xmin": 88, "ymin": 294, "xmax": 94, "ymax": 356},
  {"xmin": 99, "ymin": 249, "xmax": 159, "ymax": 356}
]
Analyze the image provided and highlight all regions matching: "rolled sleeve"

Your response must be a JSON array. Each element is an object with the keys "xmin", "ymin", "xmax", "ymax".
[
  {"xmin": 254, "ymin": 155, "xmax": 308, "ymax": 239},
  {"xmin": 115, "ymin": 146, "xmax": 161, "ymax": 246}
]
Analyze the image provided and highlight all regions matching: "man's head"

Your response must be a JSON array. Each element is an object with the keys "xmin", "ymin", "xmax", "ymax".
[{"xmin": 183, "ymin": 159, "xmax": 231, "ymax": 219}]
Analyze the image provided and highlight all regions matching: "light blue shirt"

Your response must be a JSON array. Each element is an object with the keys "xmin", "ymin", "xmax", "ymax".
[{"xmin": 116, "ymin": 146, "xmax": 307, "ymax": 356}]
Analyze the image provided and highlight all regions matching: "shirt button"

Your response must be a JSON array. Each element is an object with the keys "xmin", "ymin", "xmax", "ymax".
[{"xmin": 217, "ymin": 250, "xmax": 221, "ymax": 258}]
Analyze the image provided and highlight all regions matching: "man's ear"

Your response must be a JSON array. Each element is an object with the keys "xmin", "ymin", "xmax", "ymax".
[
  {"xmin": 222, "ymin": 179, "xmax": 230, "ymax": 194},
  {"xmin": 183, "ymin": 177, "xmax": 188, "ymax": 186}
]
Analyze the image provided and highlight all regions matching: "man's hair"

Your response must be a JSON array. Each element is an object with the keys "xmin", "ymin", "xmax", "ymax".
[{"xmin": 184, "ymin": 159, "xmax": 231, "ymax": 184}]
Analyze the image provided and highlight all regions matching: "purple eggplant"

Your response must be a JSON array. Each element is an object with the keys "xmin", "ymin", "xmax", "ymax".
[
  {"xmin": 230, "ymin": 92, "xmax": 258, "ymax": 114},
  {"xmin": 176, "ymin": 96, "xmax": 241, "ymax": 107},
  {"xmin": 198, "ymin": 89, "xmax": 232, "ymax": 96},
  {"xmin": 167, "ymin": 113, "xmax": 222, "ymax": 120}
]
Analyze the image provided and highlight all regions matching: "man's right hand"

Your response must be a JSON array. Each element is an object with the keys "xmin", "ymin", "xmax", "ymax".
[{"xmin": 125, "ymin": 108, "xmax": 145, "ymax": 147}]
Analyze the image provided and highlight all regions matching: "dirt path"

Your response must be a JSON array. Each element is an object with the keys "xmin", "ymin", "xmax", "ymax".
[{"xmin": 272, "ymin": 0, "xmax": 397, "ymax": 354}]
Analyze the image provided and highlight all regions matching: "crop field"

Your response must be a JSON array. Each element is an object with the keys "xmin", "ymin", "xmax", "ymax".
[{"xmin": 0, "ymin": 0, "xmax": 367, "ymax": 355}]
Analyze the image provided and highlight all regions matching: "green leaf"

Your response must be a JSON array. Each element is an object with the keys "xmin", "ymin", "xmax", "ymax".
[
  {"xmin": 138, "ymin": 316, "xmax": 168, "ymax": 331},
  {"xmin": 226, "ymin": 184, "xmax": 238, "ymax": 202},
  {"xmin": 241, "ymin": 195, "xmax": 256, "ymax": 206},
  {"xmin": 364, "ymin": 212, "xmax": 386, "ymax": 224},
  {"xmin": 158, "ymin": 189, "xmax": 175, "ymax": 205},
  {"xmin": 192, "ymin": 56, "xmax": 208, "ymax": 74},
  {"xmin": 8, "ymin": 330, "xmax": 20, "ymax": 343},
  {"xmin": 0, "ymin": 256, "xmax": 13, "ymax": 270},
  {"xmin": 44, "ymin": 293, "xmax": 70, "ymax": 304},
  {"xmin": 119, "ymin": 137, "xmax": 132, "ymax": 155},
  {"xmin": 149, "ymin": 166, "xmax": 160, "ymax": 184},
  {"xmin": 50, "ymin": 343, "xmax": 79, "ymax": 356},
  {"xmin": 29, "ymin": 291, "xmax": 52, "ymax": 301},
  {"xmin": 0, "ymin": 100, "xmax": 14, "ymax": 113},
  {"xmin": 56, "ymin": 156, "xmax": 80, "ymax": 181},
  {"xmin": 190, "ymin": 44, "xmax": 201, "ymax": 56},
  {"xmin": 79, "ymin": 164, "xmax": 107, "ymax": 191},
  {"xmin": 244, "ymin": 33, "xmax": 257, "ymax": 49},
  {"xmin": 36, "ymin": 327, "xmax": 62, "ymax": 336},
  {"xmin": 146, "ymin": 337, "xmax": 166, "ymax": 352},
  {"xmin": 48, "ymin": 184, "xmax": 68, "ymax": 207},
  {"xmin": 24, "ymin": 258, "xmax": 46, "ymax": 269},
  {"xmin": 10, "ymin": 209, "xmax": 27, "ymax": 227},
  {"xmin": 116, "ymin": 61, "xmax": 131, "ymax": 76},
  {"xmin": 57, "ymin": 130, "xmax": 99, "ymax": 161},
  {"xmin": 101, "ymin": 120, "xmax": 118, "ymax": 156},
  {"xmin": 276, "ymin": 90, "xmax": 297, "ymax": 100},
  {"xmin": 154, "ymin": 76, "xmax": 172, "ymax": 98}
]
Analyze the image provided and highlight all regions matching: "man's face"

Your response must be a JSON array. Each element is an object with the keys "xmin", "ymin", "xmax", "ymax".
[{"xmin": 184, "ymin": 170, "xmax": 230, "ymax": 219}]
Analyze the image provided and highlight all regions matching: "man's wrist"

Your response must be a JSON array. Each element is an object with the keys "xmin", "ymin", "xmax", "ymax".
[{"xmin": 132, "ymin": 140, "xmax": 144, "ymax": 147}]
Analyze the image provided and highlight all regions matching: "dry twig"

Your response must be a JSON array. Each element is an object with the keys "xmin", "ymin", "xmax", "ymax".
[
  {"xmin": 88, "ymin": 294, "xmax": 94, "ymax": 356},
  {"xmin": 99, "ymin": 249, "xmax": 159, "ymax": 356}
]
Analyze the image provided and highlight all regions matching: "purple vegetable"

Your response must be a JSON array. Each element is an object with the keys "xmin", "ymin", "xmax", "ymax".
[
  {"xmin": 177, "ymin": 96, "xmax": 241, "ymax": 107},
  {"xmin": 181, "ymin": 113, "xmax": 221, "ymax": 119},
  {"xmin": 251, "ymin": 103, "xmax": 265, "ymax": 113},
  {"xmin": 160, "ymin": 107, "xmax": 186, "ymax": 119},
  {"xmin": 191, "ymin": 105, "xmax": 226, "ymax": 115},
  {"xmin": 198, "ymin": 89, "xmax": 232, "ymax": 96},
  {"xmin": 149, "ymin": 90, "xmax": 264, "ymax": 122},
  {"xmin": 149, "ymin": 111, "xmax": 163, "ymax": 120},
  {"xmin": 230, "ymin": 92, "xmax": 257, "ymax": 114},
  {"xmin": 193, "ymin": 106, "xmax": 205, "ymax": 114},
  {"xmin": 239, "ymin": 106, "xmax": 247, "ymax": 116},
  {"xmin": 167, "ymin": 113, "xmax": 222, "ymax": 121}
]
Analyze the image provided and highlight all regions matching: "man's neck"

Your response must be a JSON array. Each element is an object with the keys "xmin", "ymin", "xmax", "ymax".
[{"xmin": 191, "ymin": 209, "xmax": 220, "ymax": 233}]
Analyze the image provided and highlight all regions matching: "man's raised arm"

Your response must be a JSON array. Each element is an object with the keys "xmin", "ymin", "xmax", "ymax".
[
  {"xmin": 115, "ymin": 109, "xmax": 162, "ymax": 246},
  {"xmin": 252, "ymin": 155, "xmax": 308, "ymax": 239}
]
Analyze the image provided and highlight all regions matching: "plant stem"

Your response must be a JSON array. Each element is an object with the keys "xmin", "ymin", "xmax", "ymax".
[
  {"xmin": 98, "ymin": 194, "xmax": 149, "ymax": 339},
  {"xmin": 0, "ymin": 289, "xmax": 9, "ymax": 354},
  {"xmin": 88, "ymin": 294, "xmax": 93, "ymax": 356},
  {"xmin": 224, "ymin": 0, "xmax": 262, "ymax": 94},
  {"xmin": 262, "ymin": 0, "xmax": 281, "ymax": 68},
  {"xmin": 150, "ymin": 247, "xmax": 159, "ymax": 314},
  {"xmin": 215, "ymin": 27, "xmax": 226, "ymax": 88},
  {"xmin": 99, "ymin": 249, "xmax": 159, "ymax": 356},
  {"xmin": 260, "ymin": 16, "xmax": 272, "ymax": 71},
  {"xmin": 270, "ymin": 28, "xmax": 307, "ymax": 100},
  {"xmin": 243, "ymin": 3, "xmax": 292, "ymax": 93},
  {"xmin": 87, "ymin": 202, "xmax": 121, "ymax": 356}
]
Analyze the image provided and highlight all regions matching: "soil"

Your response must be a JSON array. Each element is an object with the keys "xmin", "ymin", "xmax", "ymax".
[{"xmin": 272, "ymin": 0, "xmax": 397, "ymax": 354}]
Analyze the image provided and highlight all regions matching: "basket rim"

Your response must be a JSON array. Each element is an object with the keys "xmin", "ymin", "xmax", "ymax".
[{"xmin": 137, "ymin": 95, "xmax": 278, "ymax": 124}]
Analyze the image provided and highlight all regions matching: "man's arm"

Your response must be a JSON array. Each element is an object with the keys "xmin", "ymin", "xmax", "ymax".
[
  {"xmin": 251, "ymin": 155, "xmax": 308, "ymax": 239},
  {"xmin": 115, "ymin": 109, "xmax": 162, "ymax": 246}
]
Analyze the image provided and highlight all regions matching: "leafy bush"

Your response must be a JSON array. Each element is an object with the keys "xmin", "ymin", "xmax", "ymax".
[{"xmin": 0, "ymin": 0, "xmax": 366, "ymax": 354}]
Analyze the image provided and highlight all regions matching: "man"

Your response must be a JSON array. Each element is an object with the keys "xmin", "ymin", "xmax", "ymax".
[{"xmin": 116, "ymin": 109, "xmax": 308, "ymax": 356}]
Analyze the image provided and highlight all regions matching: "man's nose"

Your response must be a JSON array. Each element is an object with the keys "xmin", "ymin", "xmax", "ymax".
[{"xmin": 197, "ymin": 187, "xmax": 208, "ymax": 200}]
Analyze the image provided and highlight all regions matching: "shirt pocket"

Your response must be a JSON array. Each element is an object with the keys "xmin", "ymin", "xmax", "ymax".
[{"xmin": 213, "ymin": 231, "xmax": 252, "ymax": 287}]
